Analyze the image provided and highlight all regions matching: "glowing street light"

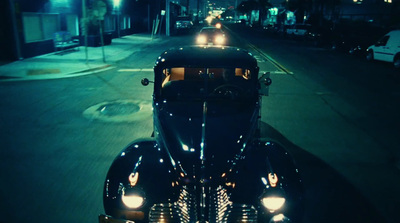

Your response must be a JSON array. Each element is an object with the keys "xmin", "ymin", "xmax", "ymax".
[
  {"xmin": 113, "ymin": 0, "xmax": 121, "ymax": 37},
  {"xmin": 113, "ymin": 0, "xmax": 121, "ymax": 7}
]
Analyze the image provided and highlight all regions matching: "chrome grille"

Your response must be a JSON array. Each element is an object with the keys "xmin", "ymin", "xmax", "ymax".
[
  {"xmin": 149, "ymin": 187, "xmax": 197, "ymax": 223},
  {"xmin": 149, "ymin": 203, "xmax": 181, "ymax": 223},
  {"xmin": 210, "ymin": 186, "xmax": 258, "ymax": 223},
  {"xmin": 223, "ymin": 204, "xmax": 258, "ymax": 223},
  {"xmin": 209, "ymin": 186, "xmax": 231, "ymax": 222},
  {"xmin": 149, "ymin": 186, "xmax": 258, "ymax": 223}
]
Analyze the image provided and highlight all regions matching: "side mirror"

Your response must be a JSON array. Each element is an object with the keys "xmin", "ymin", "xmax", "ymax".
[
  {"xmin": 258, "ymin": 72, "xmax": 272, "ymax": 96},
  {"xmin": 141, "ymin": 78, "xmax": 154, "ymax": 86}
]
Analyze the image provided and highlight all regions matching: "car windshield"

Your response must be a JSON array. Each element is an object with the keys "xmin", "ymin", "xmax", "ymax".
[{"xmin": 160, "ymin": 67, "xmax": 256, "ymax": 101}]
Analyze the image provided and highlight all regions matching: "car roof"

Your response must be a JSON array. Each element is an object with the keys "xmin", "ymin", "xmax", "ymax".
[{"xmin": 154, "ymin": 46, "xmax": 258, "ymax": 69}]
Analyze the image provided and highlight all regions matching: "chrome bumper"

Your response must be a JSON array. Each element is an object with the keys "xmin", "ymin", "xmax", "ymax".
[{"xmin": 98, "ymin": 214, "xmax": 135, "ymax": 223}]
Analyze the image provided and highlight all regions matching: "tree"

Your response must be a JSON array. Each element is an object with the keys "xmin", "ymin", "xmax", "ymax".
[
  {"xmin": 236, "ymin": 0, "xmax": 272, "ymax": 26},
  {"xmin": 282, "ymin": 0, "xmax": 341, "ymax": 24},
  {"xmin": 236, "ymin": 0, "xmax": 258, "ymax": 15}
]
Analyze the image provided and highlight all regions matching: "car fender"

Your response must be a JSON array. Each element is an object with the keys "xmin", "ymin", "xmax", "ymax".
[
  {"xmin": 103, "ymin": 138, "xmax": 179, "ymax": 221},
  {"xmin": 226, "ymin": 139, "xmax": 304, "ymax": 220}
]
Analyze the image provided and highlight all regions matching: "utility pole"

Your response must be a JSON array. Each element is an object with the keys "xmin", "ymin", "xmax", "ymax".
[
  {"xmin": 82, "ymin": 0, "xmax": 88, "ymax": 63},
  {"xmin": 166, "ymin": 0, "xmax": 170, "ymax": 36},
  {"xmin": 186, "ymin": 0, "xmax": 189, "ymax": 15},
  {"xmin": 197, "ymin": 0, "xmax": 200, "ymax": 23},
  {"xmin": 9, "ymin": 0, "xmax": 22, "ymax": 60},
  {"xmin": 235, "ymin": 0, "xmax": 238, "ymax": 21}
]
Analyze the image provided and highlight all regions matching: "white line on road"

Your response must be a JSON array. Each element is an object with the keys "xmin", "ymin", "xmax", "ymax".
[
  {"xmin": 260, "ymin": 71, "xmax": 290, "ymax": 75},
  {"xmin": 118, "ymin": 68, "xmax": 153, "ymax": 72}
]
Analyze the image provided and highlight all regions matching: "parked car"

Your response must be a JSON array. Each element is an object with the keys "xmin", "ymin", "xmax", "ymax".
[
  {"xmin": 286, "ymin": 24, "xmax": 312, "ymax": 37},
  {"xmin": 196, "ymin": 27, "xmax": 226, "ymax": 45},
  {"xmin": 366, "ymin": 30, "xmax": 400, "ymax": 68},
  {"xmin": 332, "ymin": 32, "xmax": 383, "ymax": 56},
  {"xmin": 174, "ymin": 16, "xmax": 194, "ymax": 34},
  {"xmin": 328, "ymin": 22, "xmax": 388, "ymax": 56},
  {"xmin": 99, "ymin": 46, "xmax": 305, "ymax": 223}
]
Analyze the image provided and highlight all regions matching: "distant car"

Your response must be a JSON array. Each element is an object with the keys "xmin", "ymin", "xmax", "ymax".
[
  {"xmin": 175, "ymin": 16, "xmax": 193, "ymax": 34},
  {"xmin": 367, "ymin": 30, "xmax": 400, "ymax": 68},
  {"xmin": 305, "ymin": 26, "xmax": 337, "ymax": 48},
  {"xmin": 196, "ymin": 27, "xmax": 226, "ymax": 45},
  {"xmin": 286, "ymin": 24, "xmax": 312, "ymax": 37}
]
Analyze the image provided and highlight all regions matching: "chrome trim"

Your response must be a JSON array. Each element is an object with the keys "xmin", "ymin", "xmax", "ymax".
[
  {"xmin": 148, "ymin": 186, "xmax": 260, "ymax": 223},
  {"xmin": 149, "ymin": 187, "xmax": 197, "ymax": 223},
  {"xmin": 98, "ymin": 214, "xmax": 135, "ymax": 223}
]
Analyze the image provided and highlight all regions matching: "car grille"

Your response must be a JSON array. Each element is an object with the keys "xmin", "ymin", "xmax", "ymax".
[
  {"xmin": 149, "ymin": 186, "xmax": 258, "ymax": 223},
  {"xmin": 149, "ymin": 187, "xmax": 197, "ymax": 223},
  {"xmin": 210, "ymin": 186, "xmax": 258, "ymax": 223}
]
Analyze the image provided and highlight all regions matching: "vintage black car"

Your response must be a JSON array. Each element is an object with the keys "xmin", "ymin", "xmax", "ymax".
[{"xmin": 99, "ymin": 46, "xmax": 304, "ymax": 223}]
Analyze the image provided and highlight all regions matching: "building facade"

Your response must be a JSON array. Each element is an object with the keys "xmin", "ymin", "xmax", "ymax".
[{"xmin": 0, "ymin": 0, "xmax": 165, "ymax": 61}]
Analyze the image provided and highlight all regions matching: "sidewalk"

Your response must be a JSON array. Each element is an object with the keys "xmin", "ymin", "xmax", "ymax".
[{"xmin": 0, "ymin": 33, "xmax": 161, "ymax": 82}]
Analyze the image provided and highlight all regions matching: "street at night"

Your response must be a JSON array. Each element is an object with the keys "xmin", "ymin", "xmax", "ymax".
[
  {"xmin": 1, "ymin": 22, "xmax": 399, "ymax": 223},
  {"xmin": 1, "ymin": 1, "xmax": 400, "ymax": 223}
]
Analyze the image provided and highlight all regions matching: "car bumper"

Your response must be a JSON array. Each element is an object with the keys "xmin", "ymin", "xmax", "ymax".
[
  {"xmin": 99, "ymin": 214, "xmax": 135, "ymax": 223},
  {"xmin": 99, "ymin": 213, "xmax": 293, "ymax": 223}
]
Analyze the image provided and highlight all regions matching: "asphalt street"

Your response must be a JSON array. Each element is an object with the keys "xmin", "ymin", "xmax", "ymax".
[{"xmin": 0, "ymin": 24, "xmax": 399, "ymax": 223}]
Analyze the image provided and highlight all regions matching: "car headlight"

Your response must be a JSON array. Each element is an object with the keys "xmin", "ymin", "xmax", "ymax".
[
  {"xmin": 215, "ymin": 35, "xmax": 225, "ymax": 45},
  {"xmin": 270, "ymin": 213, "xmax": 291, "ymax": 222},
  {"xmin": 261, "ymin": 196, "xmax": 286, "ymax": 213},
  {"xmin": 197, "ymin": 35, "xmax": 207, "ymax": 44},
  {"xmin": 122, "ymin": 194, "xmax": 144, "ymax": 208},
  {"xmin": 122, "ymin": 190, "xmax": 145, "ymax": 208}
]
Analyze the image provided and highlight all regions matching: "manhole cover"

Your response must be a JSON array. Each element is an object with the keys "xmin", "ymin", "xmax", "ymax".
[
  {"xmin": 83, "ymin": 99, "xmax": 152, "ymax": 122},
  {"xmin": 97, "ymin": 102, "xmax": 140, "ymax": 116}
]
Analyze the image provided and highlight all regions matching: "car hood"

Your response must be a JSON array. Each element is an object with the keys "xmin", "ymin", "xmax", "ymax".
[{"xmin": 154, "ymin": 100, "xmax": 258, "ymax": 180}]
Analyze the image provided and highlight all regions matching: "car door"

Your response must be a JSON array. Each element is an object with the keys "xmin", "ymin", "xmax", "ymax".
[{"xmin": 373, "ymin": 35, "xmax": 392, "ymax": 62}]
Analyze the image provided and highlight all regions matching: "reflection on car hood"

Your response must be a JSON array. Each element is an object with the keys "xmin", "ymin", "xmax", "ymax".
[{"xmin": 155, "ymin": 100, "xmax": 258, "ymax": 180}]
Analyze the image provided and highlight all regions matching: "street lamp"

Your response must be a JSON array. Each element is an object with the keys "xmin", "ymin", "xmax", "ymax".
[{"xmin": 113, "ymin": 0, "xmax": 121, "ymax": 37}]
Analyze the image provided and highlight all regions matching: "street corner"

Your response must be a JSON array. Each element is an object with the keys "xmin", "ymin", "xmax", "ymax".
[{"xmin": 0, "ymin": 63, "xmax": 114, "ymax": 82}]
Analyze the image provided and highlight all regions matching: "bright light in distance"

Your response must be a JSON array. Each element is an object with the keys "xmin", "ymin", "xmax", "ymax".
[
  {"xmin": 206, "ymin": 16, "xmax": 213, "ymax": 24},
  {"xmin": 215, "ymin": 35, "xmax": 225, "ymax": 45},
  {"xmin": 215, "ymin": 23, "xmax": 222, "ymax": 29},
  {"xmin": 113, "ymin": 0, "xmax": 121, "ymax": 7},
  {"xmin": 197, "ymin": 35, "xmax": 207, "ymax": 44},
  {"xmin": 261, "ymin": 197, "xmax": 285, "ymax": 213},
  {"xmin": 122, "ymin": 194, "xmax": 144, "ymax": 208}
]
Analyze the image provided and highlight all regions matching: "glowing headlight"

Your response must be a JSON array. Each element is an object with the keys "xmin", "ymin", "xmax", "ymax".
[
  {"xmin": 215, "ymin": 35, "xmax": 225, "ymax": 45},
  {"xmin": 122, "ymin": 193, "xmax": 145, "ymax": 209},
  {"xmin": 261, "ymin": 196, "xmax": 286, "ymax": 213},
  {"xmin": 206, "ymin": 16, "xmax": 213, "ymax": 24},
  {"xmin": 271, "ymin": 213, "xmax": 291, "ymax": 222},
  {"xmin": 197, "ymin": 35, "xmax": 207, "ymax": 44}
]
